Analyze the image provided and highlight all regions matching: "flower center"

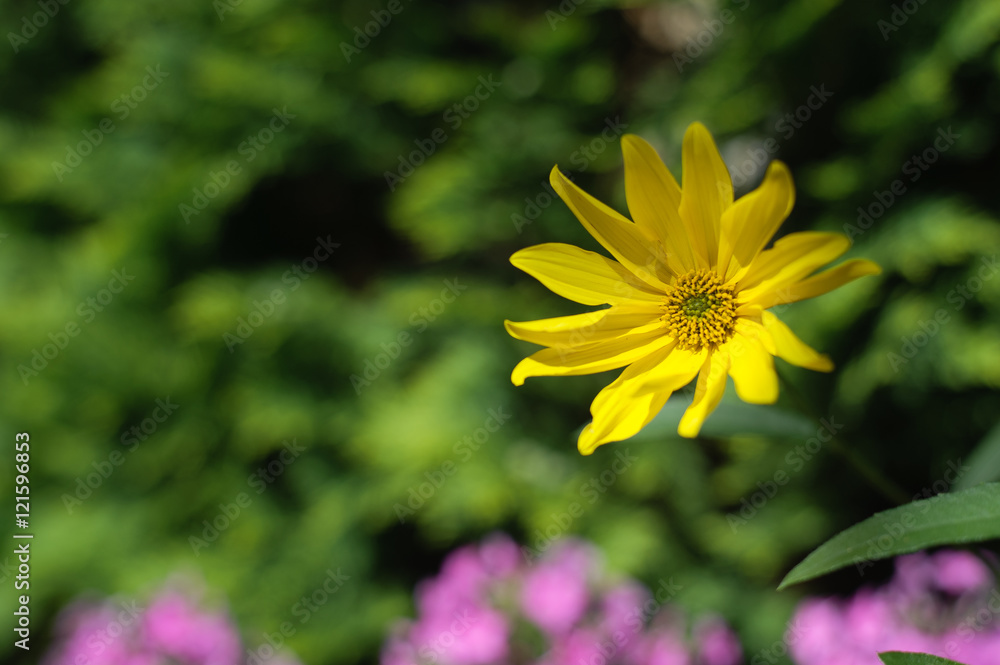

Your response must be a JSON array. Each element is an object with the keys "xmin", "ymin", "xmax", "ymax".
[{"xmin": 663, "ymin": 270, "xmax": 737, "ymax": 351}]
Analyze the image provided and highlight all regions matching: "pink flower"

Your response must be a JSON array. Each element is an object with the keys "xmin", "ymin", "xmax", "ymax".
[
  {"xmin": 383, "ymin": 533, "xmax": 742, "ymax": 665},
  {"xmin": 43, "ymin": 602, "xmax": 135, "ymax": 665},
  {"xmin": 43, "ymin": 583, "xmax": 303, "ymax": 665},
  {"xmin": 788, "ymin": 598, "xmax": 843, "ymax": 663},
  {"xmin": 554, "ymin": 627, "xmax": 608, "ymax": 665},
  {"xmin": 600, "ymin": 584, "xmax": 650, "ymax": 646},
  {"xmin": 417, "ymin": 546, "xmax": 490, "ymax": 617},
  {"xmin": 521, "ymin": 563, "xmax": 591, "ymax": 635},
  {"xmin": 381, "ymin": 638, "xmax": 422, "ymax": 665},
  {"xmin": 894, "ymin": 552, "xmax": 936, "ymax": 596},
  {"xmin": 640, "ymin": 633, "xmax": 691, "ymax": 665},
  {"xmin": 142, "ymin": 591, "xmax": 242, "ymax": 665},
  {"xmin": 932, "ymin": 550, "xmax": 991, "ymax": 595},
  {"xmin": 479, "ymin": 533, "xmax": 522, "ymax": 577},
  {"xmin": 411, "ymin": 604, "xmax": 509, "ymax": 665},
  {"xmin": 418, "ymin": 536, "xmax": 525, "ymax": 620},
  {"xmin": 843, "ymin": 590, "xmax": 895, "ymax": 648},
  {"xmin": 693, "ymin": 617, "xmax": 741, "ymax": 665},
  {"xmin": 789, "ymin": 550, "xmax": 1000, "ymax": 665}
]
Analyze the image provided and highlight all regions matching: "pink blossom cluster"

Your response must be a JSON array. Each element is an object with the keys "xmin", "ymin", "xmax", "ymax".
[
  {"xmin": 789, "ymin": 550, "xmax": 1000, "ymax": 665},
  {"xmin": 380, "ymin": 534, "xmax": 742, "ymax": 665},
  {"xmin": 43, "ymin": 585, "xmax": 300, "ymax": 665}
]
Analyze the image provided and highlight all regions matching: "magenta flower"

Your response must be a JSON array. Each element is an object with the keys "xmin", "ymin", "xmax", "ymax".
[
  {"xmin": 639, "ymin": 632, "xmax": 691, "ymax": 665},
  {"xmin": 42, "ymin": 583, "xmax": 302, "ymax": 665},
  {"xmin": 520, "ymin": 558, "xmax": 591, "ymax": 635},
  {"xmin": 409, "ymin": 604, "xmax": 510, "ymax": 665},
  {"xmin": 141, "ymin": 591, "xmax": 243, "ymax": 665},
  {"xmin": 693, "ymin": 617, "xmax": 742, "ymax": 665},
  {"xmin": 381, "ymin": 533, "xmax": 742, "ymax": 665},
  {"xmin": 43, "ymin": 603, "xmax": 138, "ymax": 665},
  {"xmin": 788, "ymin": 549, "xmax": 999, "ymax": 665},
  {"xmin": 934, "ymin": 550, "xmax": 992, "ymax": 595}
]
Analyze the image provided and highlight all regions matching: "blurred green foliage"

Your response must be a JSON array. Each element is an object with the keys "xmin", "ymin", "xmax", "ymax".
[{"xmin": 1, "ymin": 0, "xmax": 999, "ymax": 664}]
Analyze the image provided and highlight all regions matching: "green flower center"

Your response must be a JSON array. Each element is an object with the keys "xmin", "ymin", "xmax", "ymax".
[
  {"xmin": 682, "ymin": 294, "xmax": 717, "ymax": 318},
  {"xmin": 663, "ymin": 270, "xmax": 737, "ymax": 351}
]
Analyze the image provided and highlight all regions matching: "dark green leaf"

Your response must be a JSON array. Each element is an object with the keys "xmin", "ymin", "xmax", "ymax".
[
  {"xmin": 954, "ymin": 421, "xmax": 1000, "ymax": 490},
  {"xmin": 879, "ymin": 651, "xmax": 969, "ymax": 665},
  {"xmin": 779, "ymin": 483, "xmax": 1000, "ymax": 589}
]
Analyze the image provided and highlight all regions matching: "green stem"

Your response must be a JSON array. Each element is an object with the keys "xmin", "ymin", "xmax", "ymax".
[{"xmin": 777, "ymin": 370, "xmax": 910, "ymax": 506}]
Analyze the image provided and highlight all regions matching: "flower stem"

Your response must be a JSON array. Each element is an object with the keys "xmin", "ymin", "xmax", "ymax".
[{"xmin": 777, "ymin": 371, "xmax": 910, "ymax": 506}]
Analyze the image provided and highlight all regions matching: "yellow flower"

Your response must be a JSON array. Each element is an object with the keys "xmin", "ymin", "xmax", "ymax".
[{"xmin": 505, "ymin": 122, "xmax": 880, "ymax": 455}]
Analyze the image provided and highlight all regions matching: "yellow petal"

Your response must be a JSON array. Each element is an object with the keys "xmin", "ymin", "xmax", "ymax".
[
  {"xmin": 726, "ymin": 333, "xmax": 778, "ymax": 404},
  {"xmin": 628, "ymin": 346, "xmax": 708, "ymax": 397},
  {"xmin": 578, "ymin": 391, "xmax": 671, "ymax": 456},
  {"xmin": 734, "ymin": 316, "xmax": 776, "ymax": 355},
  {"xmin": 550, "ymin": 167, "xmax": 671, "ymax": 290},
  {"xmin": 505, "ymin": 307, "xmax": 661, "ymax": 348},
  {"xmin": 678, "ymin": 348, "xmax": 730, "ymax": 438},
  {"xmin": 511, "ymin": 330, "xmax": 672, "ymax": 386},
  {"xmin": 578, "ymin": 342, "xmax": 704, "ymax": 454},
  {"xmin": 718, "ymin": 161, "xmax": 795, "ymax": 279},
  {"xmin": 678, "ymin": 123, "xmax": 733, "ymax": 270},
  {"xmin": 511, "ymin": 243, "xmax": 665, "ymax": 306},
  {"xmin": 751, "ymin": 259, "xmax": 882, "ymax": 310},
  {"xmin": 577, "ymin": 346, "xmax": 674, "ymax": 455},
  {"xmin": 736, "ymin": 232, "xmax": 851, "ymax": 303},
  {"xmin": 621, "ymin": 134, "xmax": 694, "ymax": 274},
  {"xmin": 761, "ymin": 310, "xmax": 833, "ymax": 372}
]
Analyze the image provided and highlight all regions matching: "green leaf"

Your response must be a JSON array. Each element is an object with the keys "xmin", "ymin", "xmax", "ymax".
[
  {"xmin": 954, "ymin": 421, "xmax": 1000, "ymax": 490},
  {"xmin": 879, "ymin": 652, "xmax": 969, "ymax": 665},
  {"xmin": 778, "ymin": 483, "xmax": 1000, "ymax": 589}
]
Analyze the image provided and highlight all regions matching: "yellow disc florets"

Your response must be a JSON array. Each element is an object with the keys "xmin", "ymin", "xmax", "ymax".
[{"xmin": 663, "ymin": 270, "xmax": 737, "ymax": 350}]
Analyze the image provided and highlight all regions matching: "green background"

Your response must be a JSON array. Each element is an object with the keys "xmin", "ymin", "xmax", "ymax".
[{"xmin": 1, "ymin": 0, "xmax": 999, "ymax": 663}]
